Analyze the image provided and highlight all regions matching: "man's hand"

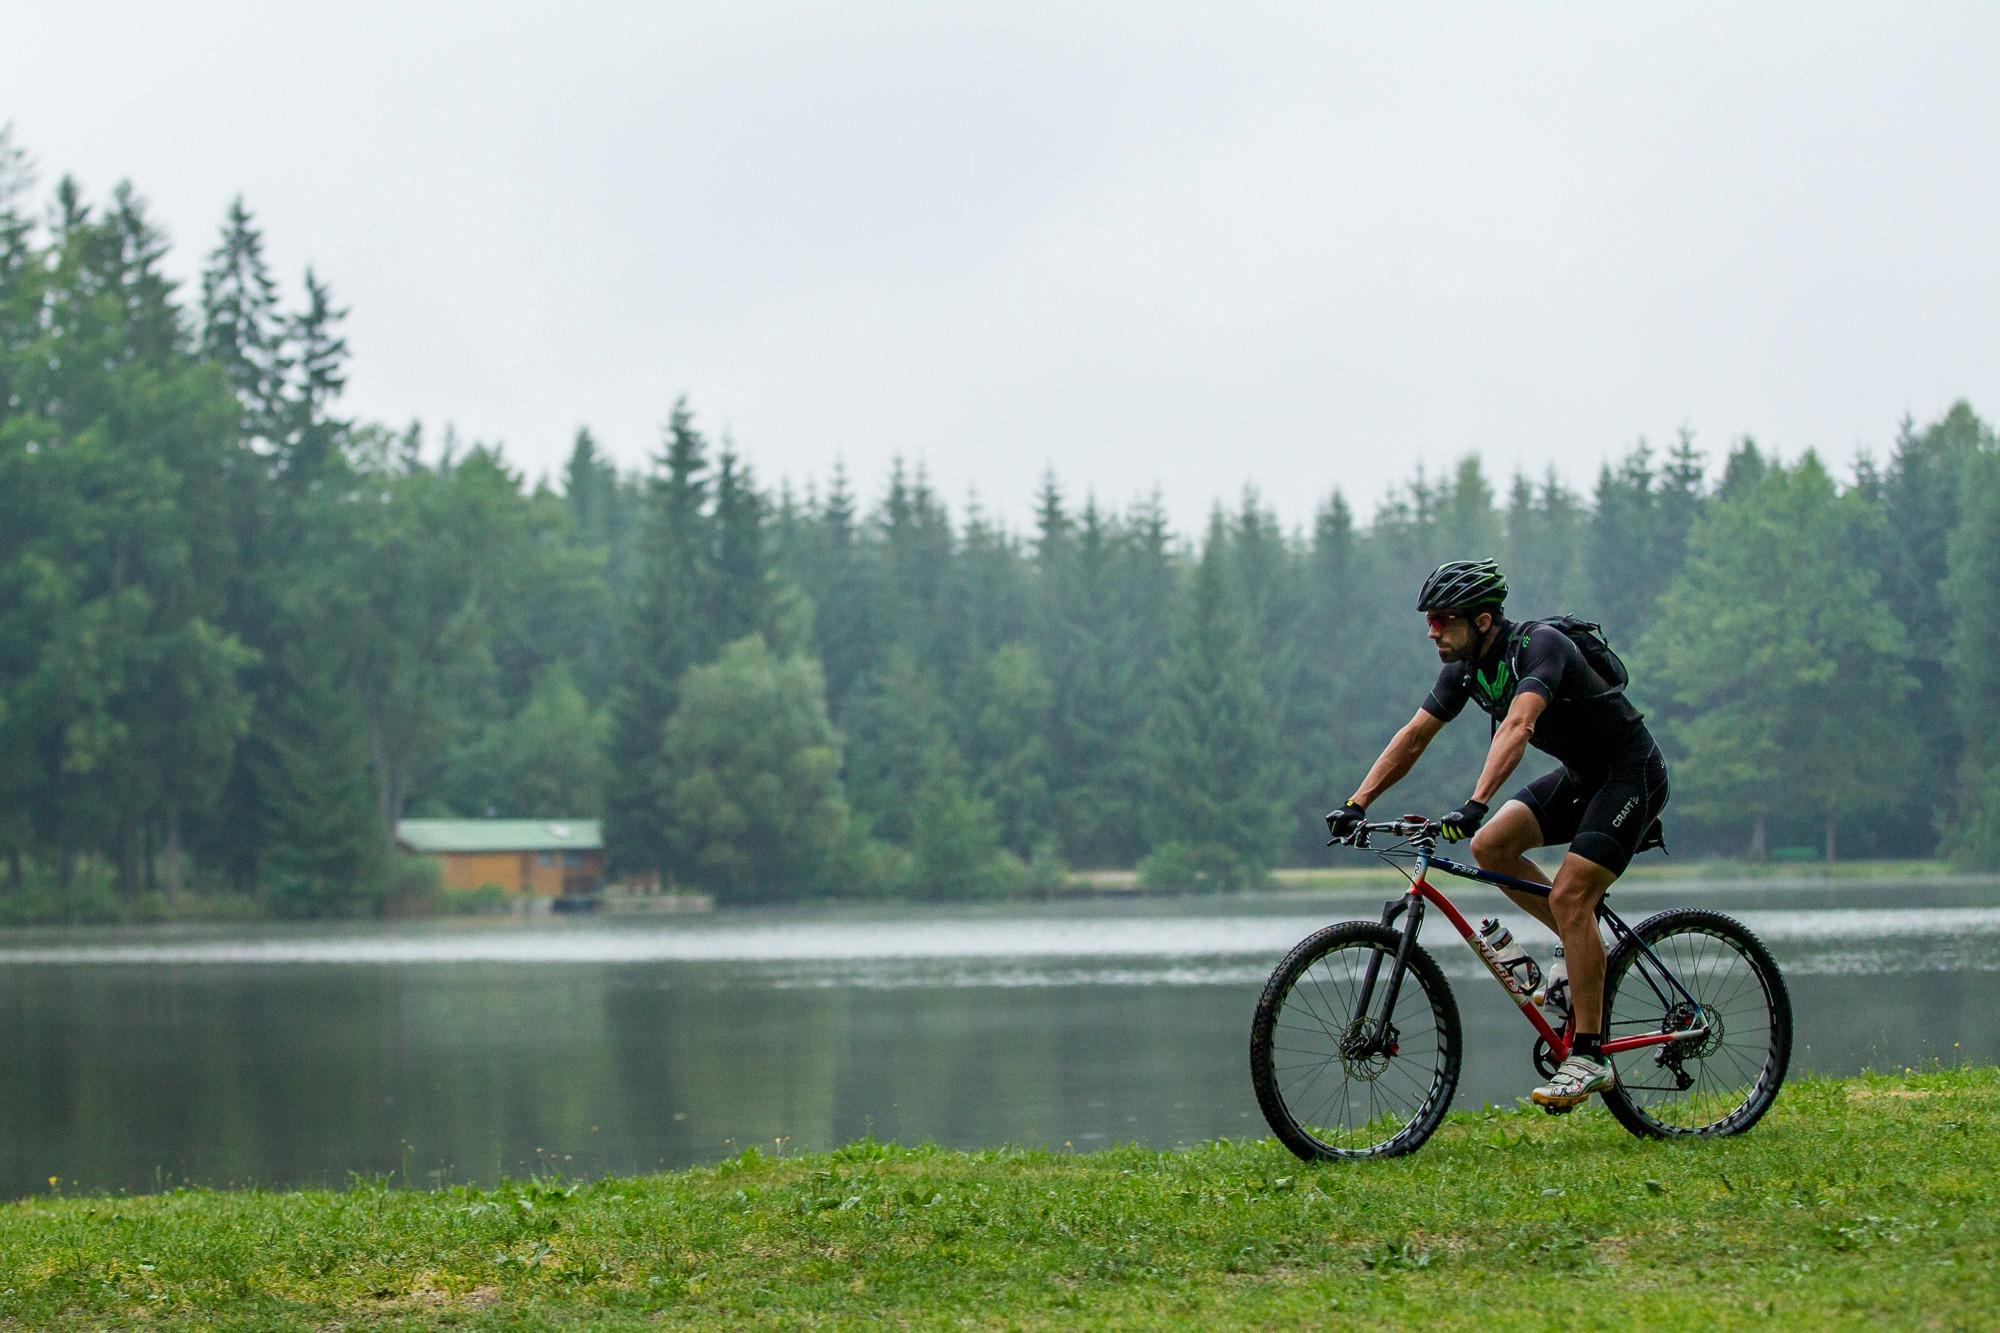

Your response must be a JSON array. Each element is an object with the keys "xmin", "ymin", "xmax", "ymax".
[
  {"xmin": 1325, "ymin": 801, "xmax": 1366, "ymax": 842},
  {"xmin": 1440, "ymin": 798, "xmax": 1489, "ymax": 842}
]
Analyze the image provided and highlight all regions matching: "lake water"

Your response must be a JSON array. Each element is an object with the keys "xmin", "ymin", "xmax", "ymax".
[{"xmin": 1, "ymin": 876, "xmax": 1995, "ymax": 1199}]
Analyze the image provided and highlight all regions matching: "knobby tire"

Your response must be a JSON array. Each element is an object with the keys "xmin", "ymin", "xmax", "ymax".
[
  {"xmin": 1599, "ymin": 907, "xmax": 1792, "ymax": 1139},
  {"xmin": 1250, "ymin": 921, "xmax": 1462, "ymax": 1161}
]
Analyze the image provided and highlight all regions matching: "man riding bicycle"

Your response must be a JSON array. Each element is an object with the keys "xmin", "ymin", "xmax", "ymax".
[{"xmin": 1325, "ymin": 558, "xmax": 1670, "ymax": 1110}]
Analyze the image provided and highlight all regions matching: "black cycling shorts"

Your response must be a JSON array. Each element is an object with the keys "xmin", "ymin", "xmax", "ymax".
[{"xmin": 1511, "ymin": 742, "xmax": 1669, "ymax": 877}]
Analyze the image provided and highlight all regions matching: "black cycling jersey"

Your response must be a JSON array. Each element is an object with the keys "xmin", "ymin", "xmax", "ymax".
[{"xmin": 1420, "ymin": 619, "xmax": 1652, "ymax": 777}]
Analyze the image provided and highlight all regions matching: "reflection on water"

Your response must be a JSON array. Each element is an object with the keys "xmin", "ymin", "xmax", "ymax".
[{"xmin": 0, "ymin": 878, "xmax": 1994, "ymax": 1198}]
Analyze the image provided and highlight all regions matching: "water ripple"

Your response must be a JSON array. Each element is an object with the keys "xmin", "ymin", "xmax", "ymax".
[{"xmin": 0, "ymin": 903, "xmax": 1995, "ymax": 969}]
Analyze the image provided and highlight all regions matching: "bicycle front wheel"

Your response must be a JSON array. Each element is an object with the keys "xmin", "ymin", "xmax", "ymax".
[
  {"xmin": 1600, "ymin": 908, "xmax": 1792, "ymax": 1139},
  {"xmin": 1250, "ymin": 921, "xmax": 1462, "ymax": 1160}
]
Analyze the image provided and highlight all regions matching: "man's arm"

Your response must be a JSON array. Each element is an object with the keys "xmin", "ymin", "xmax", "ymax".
[
  {"xmin": 1468, "ymin": 690, "xmax": 1548, "ymax": 804},
  {"xmin": 1348, "ymin": 708, "xmax": 1447, "ymax": 810}
]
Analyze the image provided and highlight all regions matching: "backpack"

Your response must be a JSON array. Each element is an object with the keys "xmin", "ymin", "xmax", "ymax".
[
  {"xmin": 1508, "ymin": 615, "xmax": 1628, "ymax": 700},
  {"xmin": 1499, "ymin": 616, "xmax": 1667, "ymax": 856}
]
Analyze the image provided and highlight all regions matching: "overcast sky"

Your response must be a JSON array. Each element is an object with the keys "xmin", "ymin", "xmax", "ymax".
[{"xmin": 6, "ymin": 3, "xmax": 1998, "ymax": 535}]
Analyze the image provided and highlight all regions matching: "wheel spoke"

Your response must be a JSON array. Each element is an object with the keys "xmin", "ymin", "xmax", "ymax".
[{"xmin": 1601, "ymin": 917, "xmax": 1787, "ymax": 1137}]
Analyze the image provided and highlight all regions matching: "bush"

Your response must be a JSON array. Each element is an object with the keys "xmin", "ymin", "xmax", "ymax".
[
  {"xmin": 380, "ymin": 855, "xmax": 445, "ymax": 917},
  {"xmin": 126, "ymin": 891, "xmax": 271, "ymax": 924},
  {"xmin": 1023, "ymin": 839, "xmax": 1070, "ymax": 896},
  {"xmin": 265, "ymin": 864, "xmax": 386, "ymax": 919},
  {"xmin": 906, "ymin": 768, "xmax": 1016, "ymax": 899},
  {"xmin": 443, "ymin": 884, "xmax": 514, "ymax": 915},
  {"xmin": 0, "ymin": 879, "xmax": 122, "ymax": 926},
  {"xmin": 1946, "ymin": 766, "xmax": 2000, "ymax": 870}
]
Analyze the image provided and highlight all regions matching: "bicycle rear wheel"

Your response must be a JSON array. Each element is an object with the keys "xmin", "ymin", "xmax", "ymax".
[
  {"xmin": 1600, "ymin": 908, "xmax": 1791, "ymax": 1139},
  {"xmin": 1250, "ymin": 921, "xmax": 1462, "ymax": 1160}
]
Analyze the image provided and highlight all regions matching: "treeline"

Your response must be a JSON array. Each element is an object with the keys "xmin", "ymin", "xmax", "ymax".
[{"xmin": 3, "ymin": 138, "xmax": 1998, "ymax": 916}]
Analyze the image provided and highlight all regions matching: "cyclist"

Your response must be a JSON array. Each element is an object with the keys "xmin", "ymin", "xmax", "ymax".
[{"xmin": 1324, "ymin": 558, "xmax": 1669, "ymax": 1110}]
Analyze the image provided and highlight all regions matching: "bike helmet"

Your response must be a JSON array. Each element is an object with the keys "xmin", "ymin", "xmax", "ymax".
[{"xmin": 1417, "ymin": 558, "xmax": 1507, "ymax": 613}]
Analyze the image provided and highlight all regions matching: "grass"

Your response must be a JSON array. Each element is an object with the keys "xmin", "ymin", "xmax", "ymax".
[{"xmin": 2, "ymin": 1068, "xmax": 1995, "ymax": 1329}]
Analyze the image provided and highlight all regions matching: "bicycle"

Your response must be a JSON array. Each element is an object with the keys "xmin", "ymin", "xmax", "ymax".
[{"xmin": 1250, "ymin": 815, "xmax": 1792, "ymax": 1160}]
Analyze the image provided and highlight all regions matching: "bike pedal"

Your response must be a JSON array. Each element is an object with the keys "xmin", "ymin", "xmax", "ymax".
[{"xmin": 1540, "ymin": 1101, "xmax": 1577, "ymax": 1117}]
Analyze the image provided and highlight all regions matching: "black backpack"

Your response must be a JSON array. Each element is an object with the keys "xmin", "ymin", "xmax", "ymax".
[
  {"xmin": 1499, "ymin": 616, "xmax": 1666, "ymax": 855},
  {"xmin": 1508, "ymin": 615, "xmax": 1628, "ymax": 700}
]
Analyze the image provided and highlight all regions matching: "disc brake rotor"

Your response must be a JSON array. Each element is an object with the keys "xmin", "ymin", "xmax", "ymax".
[
  {"xmin": 1658, "ymin": 1000, "xmax": 1722, "ymax": 1062},
  {"xmin": 1339, "ymin": 1019, "xmax": 1398, "ymax": 1080}
]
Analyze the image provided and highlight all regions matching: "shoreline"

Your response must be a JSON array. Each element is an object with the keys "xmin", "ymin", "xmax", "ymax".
[{"xmin": 0, "ymin": 858, "xmax": 1993, "ymax": 933}]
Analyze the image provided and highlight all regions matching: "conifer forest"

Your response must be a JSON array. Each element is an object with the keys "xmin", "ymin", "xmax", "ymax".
[{"xmin": 6, "ymin": 139, "xmax": 2000, "ymax": 917}]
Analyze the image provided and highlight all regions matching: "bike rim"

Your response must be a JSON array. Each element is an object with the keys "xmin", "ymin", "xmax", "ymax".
[
  {"xmin": 1608, "ymin": 925, "xmax": 1780, "ymax": 1133},
  {"xmin": 1269, "ymin": 940, "xmax": 1450, "ymax": 1154}
]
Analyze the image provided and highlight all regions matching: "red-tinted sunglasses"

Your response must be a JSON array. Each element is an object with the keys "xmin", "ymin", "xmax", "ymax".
[{"xmin": 1425, "ymin": 611, "xmax": 1463, "ymax": 632}]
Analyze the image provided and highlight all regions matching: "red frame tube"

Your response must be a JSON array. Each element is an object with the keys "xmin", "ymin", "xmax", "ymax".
[{"xmin": 1411, "ymin": 873, "xmax": 1701, "ymax": 1062}]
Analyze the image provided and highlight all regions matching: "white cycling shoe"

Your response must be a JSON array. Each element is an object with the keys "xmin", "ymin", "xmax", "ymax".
[{"xmin": 1531, "ymin": 1053, "xmax": 1616, "ymax": 1112}]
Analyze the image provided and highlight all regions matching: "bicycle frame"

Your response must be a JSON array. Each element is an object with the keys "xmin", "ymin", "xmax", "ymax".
[{"xmin": 1352, "ymin": 829, "xmax": 1708, "ymax": 1064}]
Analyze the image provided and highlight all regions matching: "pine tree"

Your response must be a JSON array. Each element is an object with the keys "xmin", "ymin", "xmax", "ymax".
[
  {"xmin": 1943, "ymin": 441, "xmax": 2000, "ymax": 865},
  {"xmin": 708, "ymin": 446, "xmax": 770, "ymax": 647},
  {"xmin": 1142, "ymin": 512, "xmax": 1281, "ymax": 887},
  {"xmin": 1882, "ymin": 403, "xmax": 1993, "ymax": 850},
  {"xmin": 199, "ymin": 197, "xmax": 288, "ymax": 445},
  {"xmin": 1104, "ymin": 493, "xmax": 1179, "ymax": 862},
  {"xmin": 1038, "ymin": 495, "xmax": 1130, "ymax": 864},
  {"xmin": 277, "ymin": 268, "xmax": 349, "ymax": 492},
  {"xmin": 1716, "ymin": 438, "xmax": 1768, "ymax": 497},
  {"xmin": 780, "ymin": 462, "xmax": 875, "ymax": 710},
  {"xmin": 873, "ymin": 459, "xmax": 954, "ymax": 670},
  {"xmin": 604, "ymin": 399, "xmax": 713, "ymax": 881},
  {"xmin": 945, "ymin": 493, "xmax": 1032, "ymax": 705},
  {"xmin": 1288, "ymin": 491, "xmax": 1368, "ymax": 858},
  {"xmin": 840, "ymin": 650, "xmax": 955, "ymax": 846},
  {"xmin": 1503, "ymin": 469, "xmax": 1587, "ymax": 616},
  {"xmin": 963, "ymin": 641, "xmax": 1053, "ymax": 856},
  {"xmin": 1589, "ymin": 443, "xmax": 1659, "ymax": 645},
  {"xmin": 253, "ymin": 638, "xmax": 385, "ymax": 916}
]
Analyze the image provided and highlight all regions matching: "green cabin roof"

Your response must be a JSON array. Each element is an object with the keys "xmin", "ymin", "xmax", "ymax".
[{"xmin": 396, "ymin": 819, "xmax": 603, "ymax": 854}]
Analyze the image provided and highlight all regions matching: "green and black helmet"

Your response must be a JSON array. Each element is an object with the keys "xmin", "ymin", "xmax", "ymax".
[{"xmin": 1417, "ymin": 558, "xmax": 1508, "ymax": 613}]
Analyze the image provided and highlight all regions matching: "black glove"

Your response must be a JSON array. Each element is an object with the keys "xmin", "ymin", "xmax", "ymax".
[
  {"xmin": 1440, "ymin": 798, "xmax": 1489, "ymax": 842},
  {"xmin": 1325, "ymin": 801, "xmax": 1366, "ymax": 842}
]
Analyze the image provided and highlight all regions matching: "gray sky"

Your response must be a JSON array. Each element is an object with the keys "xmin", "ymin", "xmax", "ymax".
[{"xmin": 7, "ymin": 3, "xmax": 1998, "ymax": 534}]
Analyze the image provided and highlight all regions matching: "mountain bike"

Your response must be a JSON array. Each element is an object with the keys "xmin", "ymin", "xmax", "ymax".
[{"xmin": 1249, "ymin": 815, "xmax": 1792, "ymax": 1160}]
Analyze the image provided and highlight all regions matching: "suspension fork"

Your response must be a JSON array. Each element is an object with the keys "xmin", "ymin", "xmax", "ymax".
[{"xmin": 1351, "ymin": 855, "xmax": 1431, "ymax": 1048}]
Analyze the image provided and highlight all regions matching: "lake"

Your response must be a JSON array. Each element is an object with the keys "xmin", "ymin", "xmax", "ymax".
[{"xmin": 0, "ymin": 876, "xmax": 1994, "ymax": 1198}]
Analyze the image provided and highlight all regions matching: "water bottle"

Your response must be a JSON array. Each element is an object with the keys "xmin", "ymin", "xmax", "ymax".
[
  {"xmin": 1478, "ymin": 918, "xmax": 1542, "ymax": 992},
  {"xmin": 1534, "ymin": 946, "xmax": 1570, "ymax": 1022}
]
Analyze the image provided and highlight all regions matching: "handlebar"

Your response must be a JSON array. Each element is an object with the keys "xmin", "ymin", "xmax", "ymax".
[{"xmin": 1327, "ymin": 814, "xmax": 1438, "ymax": 848}]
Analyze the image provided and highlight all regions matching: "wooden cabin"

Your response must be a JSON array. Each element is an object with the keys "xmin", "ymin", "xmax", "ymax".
[{"xmin": 395, "ymin": 819, "xmax": 605, "ymax": 898}]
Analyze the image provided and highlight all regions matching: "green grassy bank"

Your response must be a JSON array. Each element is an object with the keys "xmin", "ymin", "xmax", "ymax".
[{"xmin": 2, "ymin": 1069, "xmax": 1993, "ymax": 1330}]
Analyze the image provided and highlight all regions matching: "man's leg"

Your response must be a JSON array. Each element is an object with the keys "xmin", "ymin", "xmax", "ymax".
[
  {"xmin": 1530, "ymin": 754, "xmax": 1664, "ymax": 1109},
  {"xmin": 1468, "ymin": 801, "xmax": 1558, "ymax": 933},
  {"xmin": 1529, "ymin": 850, "xmax": 1622, "ymax": 1109},
  {"xmin": 1547, "ymin": 852, "xmax": 1618, "ymax": 1039}
]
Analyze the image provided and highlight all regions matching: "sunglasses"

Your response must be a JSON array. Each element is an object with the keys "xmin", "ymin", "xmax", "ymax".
[{"xmin": 1425, "ymin": 611, "xmax": 1463, "ymax": 631}]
